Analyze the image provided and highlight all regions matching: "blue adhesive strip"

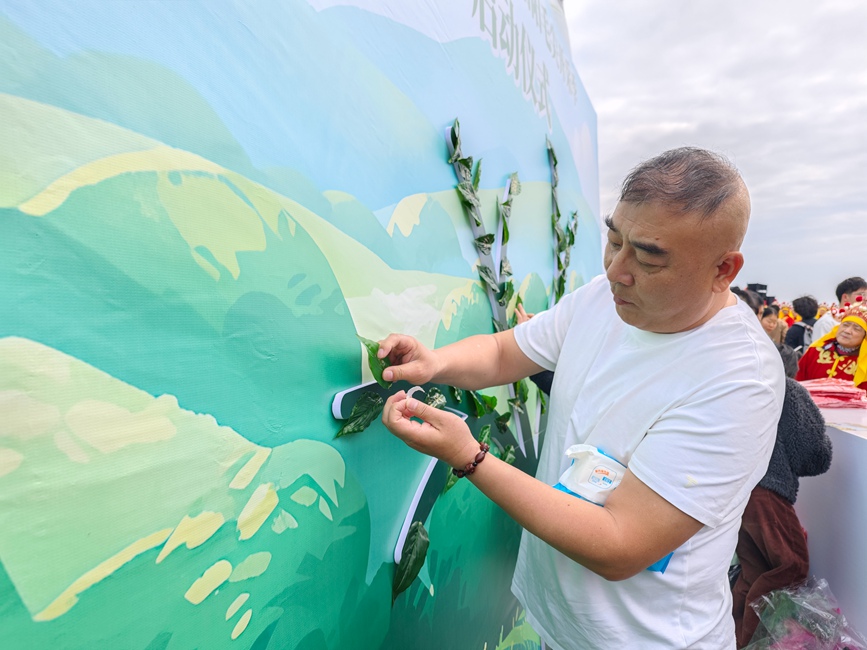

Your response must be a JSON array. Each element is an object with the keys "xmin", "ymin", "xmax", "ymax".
[{"xmin": 646, "ymin": 552, "xmax": 673, "ymax": 573}]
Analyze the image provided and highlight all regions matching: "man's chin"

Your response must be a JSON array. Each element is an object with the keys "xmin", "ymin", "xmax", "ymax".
[{"xmin": 614, "ymin": 303, "xmax": 640, "ymax": 325}]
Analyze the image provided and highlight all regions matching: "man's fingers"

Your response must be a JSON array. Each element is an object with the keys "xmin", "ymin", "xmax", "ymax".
[
  {"xmin": 383, "ymin": 360, "xmax": 422, "ymax": 383},
  {"xmin": 377, "ymin": 333, "xmax": 403, "ymax": 359},
  {"xmin": 404, "ymin": 397, "xmax": 453, "ymax": 428}
]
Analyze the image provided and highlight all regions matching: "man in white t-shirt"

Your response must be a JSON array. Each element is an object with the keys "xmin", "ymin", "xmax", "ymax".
[
  {"xmin": 812, "ymin": 276, "xmax": 867, "ymax": 341},
  {"xmin": 378, "ymin": 147, "xmax": 785, "ymax": 648}
]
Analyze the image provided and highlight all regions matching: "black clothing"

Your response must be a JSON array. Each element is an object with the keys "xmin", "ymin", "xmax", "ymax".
[
  {"xmin": 759, "ymin": 377, "xmax": 832, "ymax": 504},
  {"xmin": 784, "ymin": 318, "xmax": 816, "ymax": 352}
]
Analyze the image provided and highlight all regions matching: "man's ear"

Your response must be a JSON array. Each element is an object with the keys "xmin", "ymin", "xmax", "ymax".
[{"xmin": 712, "ymin": 251, "xmax": 744, "ymax": 293}]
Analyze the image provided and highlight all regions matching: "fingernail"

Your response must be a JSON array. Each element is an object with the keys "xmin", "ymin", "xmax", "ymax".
[
  {"xmin": 406, "ymin": 398, "xmax": 419, "ymax": 411},
  {"xmin": 383, "ymin": 369, "xmax": 392, "ymax": 380}
]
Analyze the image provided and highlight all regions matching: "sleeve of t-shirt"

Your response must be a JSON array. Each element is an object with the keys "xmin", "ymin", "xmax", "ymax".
[
  {"xmin": 627, "ymin": 378, "xmax": 781, "ymax": 528},
  {"xmin": 512, "ymin": 277, "xmax": 599, "ymax": 371}
]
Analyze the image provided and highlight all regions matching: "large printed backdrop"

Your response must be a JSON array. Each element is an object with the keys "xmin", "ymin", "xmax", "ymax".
[{"xmin": 0, "ymin": 1, "xmax": 600, "ymax": 648}]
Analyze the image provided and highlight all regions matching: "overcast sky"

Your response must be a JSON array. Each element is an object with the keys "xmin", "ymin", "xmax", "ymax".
[{"xmin": 563, "ymin": 0, "xmax": 867, "ymax": 304}]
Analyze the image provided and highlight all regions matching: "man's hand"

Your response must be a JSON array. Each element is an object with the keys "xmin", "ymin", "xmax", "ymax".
[
  {"xmin": 382, "ymin": 390, "xmax": 478, "ymax": 468},
  {"xmin": 378, "ymin": 334, "xmax": 440, "ymax": 385},
  {"xmin": 515, "ymin": 304, "xmax": 534, "ymax": 325}
]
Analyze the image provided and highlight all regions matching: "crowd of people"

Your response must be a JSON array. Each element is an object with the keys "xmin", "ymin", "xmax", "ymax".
[{"xmin": 733, "ymin": 277, "xmax": 867, "ymax": 392}]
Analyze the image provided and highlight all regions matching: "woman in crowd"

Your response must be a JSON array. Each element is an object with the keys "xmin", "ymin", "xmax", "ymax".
[
  {"xmin": 796, "ymin": 303, "xmax": 867, "ymax": 391},
  {"xmin": 760, "ymin": 307, "xmax": 785, "ymax": 344}
]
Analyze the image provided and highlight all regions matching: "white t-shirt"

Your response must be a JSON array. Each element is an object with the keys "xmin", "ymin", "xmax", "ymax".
[
  {"xmin": 812, "ymin": 311, "xmax": 837, "ymax": 341},
  {"xmin": 511, "ymin": 275, "xmax": 785, "ymax": 649}
]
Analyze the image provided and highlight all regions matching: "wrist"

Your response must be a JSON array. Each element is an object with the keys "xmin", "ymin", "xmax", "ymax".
[
  {"xmin": 449, "ymin": 440, "xmax": 491, "ymax": 478},
  {"xmin": 430, "ymin": 348, "xmax": 447, "ymax": 384}
]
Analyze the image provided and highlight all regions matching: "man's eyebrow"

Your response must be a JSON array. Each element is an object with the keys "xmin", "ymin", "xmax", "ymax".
[
  {"xmin": 604, "ymin": 215, "xmax": 669, "ymax": 257},
  {"xmin": 633, "ymin": 241, "xmax": 669, "ymax": 257}
]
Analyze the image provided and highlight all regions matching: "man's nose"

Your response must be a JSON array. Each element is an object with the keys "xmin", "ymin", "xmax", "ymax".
[{"xmin": 605, "ymin": 250, "xmax": 634, "ymax": 286}]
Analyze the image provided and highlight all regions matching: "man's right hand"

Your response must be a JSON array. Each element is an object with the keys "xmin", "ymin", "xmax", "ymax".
[{"xmin": 379, "ymin": 334, "xmax": 440, "ymax": 385}]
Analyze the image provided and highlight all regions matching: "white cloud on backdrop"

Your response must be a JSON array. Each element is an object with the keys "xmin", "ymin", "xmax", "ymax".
[{"xmin": 564, "ymin": 0, "xmax": 867, "ymax": 303}]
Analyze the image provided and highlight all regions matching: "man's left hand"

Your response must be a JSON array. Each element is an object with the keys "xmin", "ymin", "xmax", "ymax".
[{"xmin": 382, "ymin": 391, "xmax": 478, "ymax": 469}]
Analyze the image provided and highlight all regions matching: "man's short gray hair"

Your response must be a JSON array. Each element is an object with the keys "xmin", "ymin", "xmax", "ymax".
[{"xmin": 619, "ymin": 147, "xmax": 742, "ymax": 218}]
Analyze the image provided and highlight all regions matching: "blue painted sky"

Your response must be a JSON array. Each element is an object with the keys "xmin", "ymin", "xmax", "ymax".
[{"xmin": 3, "ymin": 0, "xmax": 594, "ymax": 216}]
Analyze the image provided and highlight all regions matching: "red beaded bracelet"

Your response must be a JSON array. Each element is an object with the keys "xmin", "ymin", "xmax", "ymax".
[{"xmin": 451, "ymin": 442, "xmax": 491, "ymax": 478}]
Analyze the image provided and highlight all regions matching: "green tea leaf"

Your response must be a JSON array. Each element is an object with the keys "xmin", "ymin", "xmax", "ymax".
[
  {"xmin": 516, "ymin": 379, "xmax": 530, "ymax": 403},
  {"xmin": 479, "ymin": 393, "xmax": 498, "ymax": 413},
  {"xmin": 457, "ymin": 180, "xmax": 481, "ymax": 211},
  {"xmin": 456, "ymin": 157, "xmax": 474, "ymax": 182},
  {"xmin": 509, "ymin": 172, "xmax": 522, "ymax": 197},
  {"xmin": 357, "ymin": 334, "xmax": 392, "ymax": 388},
  {"xmin": 468, "ymin": 390, "xmax": 498, "ymax": 418},
  {"xmin": 538, "ymin": 387, "xmax": 548, "ymax": 414},
  {"xmin": 553, "ymin": 220, "xmax": 567, "ymax": 252},
  {"xmin": 498, "ymin": 280, "xmax": 515, "ymax": 306},
  {"xmin": 448, "ymin": 119, "xmax": 462, "ymax": 163},
  {"xmin": 477, "ymin": 264, "xmax": 499, "ymax": 292},
  {"xmin": 392, "ymin": 521, "xmax": 430, "ymax": 603},
  {"xmin": 424, "ymin": 387, "xmax": 446, "ymax": 410},
  {"xmin": 448, "ymin": 385, "xmax": 463, "ymax": 404},
  {"xmin": 501, "ymin": 445, "xmax": 517, "ymax": 466},
  {"xmin": 508, "ymin": 397, "xmax": 525, "ymax": 415},
  {"xmin": 502, "ymin": 215, "xmax": 511, "ymax": 246},
  {"xmin": 472, "ymin": 158, "xmax": 483, "ymax": 191},
  {"xmin": 478, "ymin": 424, "xmax": 492, "ymax": 446},
  {"xmin": 546, "ymin": 137, "xmax": 558, "ymax": 166},
  {"xmin": 555, "ymin": 274, "xmax": 566, "ymax": 302},
  {"xmin": 474, "ymin": 233, "xmax": 495, "ymax": 256},
  {"xmin": 495, "ymin": 411, "xmax": 512, "ymax": 435},
  {"xmin": 335, "ymin": 391, "xmax": 384, "ymax": 438},
  {"xmin": 500, "ymin": 256, "xmax": 512, "ymax": 279}
]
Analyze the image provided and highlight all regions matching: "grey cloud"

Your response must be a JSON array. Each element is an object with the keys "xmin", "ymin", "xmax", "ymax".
[{"xmin": 566, "ymin": 0, "xmax": 867, "ymax": 302}]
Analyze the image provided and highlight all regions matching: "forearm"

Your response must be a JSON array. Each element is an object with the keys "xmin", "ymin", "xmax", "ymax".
[
  {"xmin": 464, "ymin": 454, "xmax": 633, "ymax": 579},
  {"xmin": 432, "ymin": 330, "xmax": 543, "ymax": 390}
]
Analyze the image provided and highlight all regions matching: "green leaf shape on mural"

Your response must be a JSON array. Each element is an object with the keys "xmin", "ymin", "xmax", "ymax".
[
  {"xmin": 356, "ymin": 335, "xmax": 392, "ymax": 389},
  {"xmin": 448, "ymin": 386, "xmax": 463, "ymax": 404},
  {"xmin": 424, "ymin": 387, "xmax": 446, "ymax": 410},
  {"xmin": 392, "ymin": 521, "xmax": 430, "ymax": 603},
  {"xmin": 335, "ymin": 391, "xmax": 384, "ymax": 438},
  {"xmin": 474, "ymin": 233, "xmax": 495, "ymax": 256},
  {"xmin": 472, "ymin": 158, "xmax": 483, "ymax": 192}
]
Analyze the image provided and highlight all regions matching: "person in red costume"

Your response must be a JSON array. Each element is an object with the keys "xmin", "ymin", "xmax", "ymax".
[{"xmin": 796, "ymin": 302, "xmax": 867, "ymax": 390}]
